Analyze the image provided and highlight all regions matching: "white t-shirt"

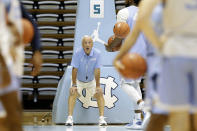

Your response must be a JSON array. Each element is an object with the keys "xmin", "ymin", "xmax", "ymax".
[
  {"xmin": 117, "ymin": 7, "xmax": 138, "ymax": 23},
  {"xmin": 117, "ymin": 8, "xmax": 129, "ymax": 22}
]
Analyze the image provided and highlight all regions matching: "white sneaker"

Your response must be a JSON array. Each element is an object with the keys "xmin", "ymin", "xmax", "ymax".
[
  {"xmin": 99, "ymin": 116, "xmax": 107, "ymax": 126},
  {"xmin": 142, "ymin": 111, "xmax": 151, "ymax": 129},
  {"xmin": 65, "ymin": 116, "xmax": 73, "ymax": 126},
  {"xmin": 125, "ymin": 119, "xmax": 143, "ymax": 130}
]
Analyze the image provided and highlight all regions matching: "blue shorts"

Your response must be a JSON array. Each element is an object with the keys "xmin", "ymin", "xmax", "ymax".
[
  {"xmin": 158, "ymin": 57, "xmax": 197, "ymax": 111},
  {"xmin": 146, "ymin": 73, "xmax": 168, "ymax": 114},
  {"xmin": 145, "ymin": 73, "xmax": 158, "ymax": 106}
]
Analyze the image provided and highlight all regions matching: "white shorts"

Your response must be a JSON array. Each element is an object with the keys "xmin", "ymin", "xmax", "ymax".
[{"xmin": 76, "ymin": 79, "xmax": 96, "ymax": 98}]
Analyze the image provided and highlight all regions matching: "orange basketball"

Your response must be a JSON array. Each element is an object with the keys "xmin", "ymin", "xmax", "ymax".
[
  {"xmin": 22, "ymin": 18, "xmax": 34, "ymax": 45},
  {"xmin": 119, "ymin": 53, "xmax": 147, "ymax": 79},
  {"xmin": 113, "ymin": 22, "xmax": 130, "ymax": 38},
  {"xmin": 107, "ymin": 35, "xmax": 121, "ymax": 51}
]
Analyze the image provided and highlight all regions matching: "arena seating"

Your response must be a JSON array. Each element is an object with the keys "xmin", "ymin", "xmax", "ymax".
[{"xmin": 21, "ymin": 0, "xmax": 125, "ymax": 109}]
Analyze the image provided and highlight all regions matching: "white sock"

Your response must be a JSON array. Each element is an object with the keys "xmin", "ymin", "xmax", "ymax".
[
  {"xmin": 134, "ymin": 112, "xmax": 142, "ymax": 121},
  {"xmin": 138, "ymin": 101, "xmax": 145, "ymax": 110},
  {"xmin": 68, "ymin": 116, "xmax": 73, "ymax": 118}
]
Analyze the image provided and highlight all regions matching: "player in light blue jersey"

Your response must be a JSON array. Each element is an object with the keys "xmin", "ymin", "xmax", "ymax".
[
  {"xmin": 0, "ymin": 1, "xmax": 23, "ymax": 131},
  {"xmin": 114, "ymin": 0, "xmax": 170, "ymax": 131},
  {"xmin": 157, "ymin": 0, "xmax": 197, "ymax": 130},
  {"xmin": 116, "ymin": 0, "xmax": 197, "ymax": 130},
  {"xmin": 105, "ymin": 0, "xmax": 151, "ymax": 130},
  {"xmin": 0, "ymin": 1, "xmax": 43, "ymax": 130}
]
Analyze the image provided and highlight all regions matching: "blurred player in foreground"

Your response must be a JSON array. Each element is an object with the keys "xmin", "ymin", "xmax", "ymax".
[
  {"xmin": 0, "ymin": 0, "xmax": 42, "ymax": 130},
  {"xmin": 114, "ymin": 0, "xmax": 197, "ymax": 130}
]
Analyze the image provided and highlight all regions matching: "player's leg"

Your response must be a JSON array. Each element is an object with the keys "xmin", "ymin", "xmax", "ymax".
[
  {"xmin": 121, "ymin": 82, "xmax": 144, "ymax": 129},
  {"xmin": 0, "ymin": 68, "xmax": 22, "ymax": 131},
  {"xmin": 146, "ymin": 113, "xmax": 168, "ymax": 131},
  {"xmin": 169, "ymin": 111, "xmax": 190, "ymax": 131},
  {"xmin": 0, "ymin": 90, "xmax": 23, "ymax": 131},
  {"xmin": 193, "ymin": 113, "xmax": 197, "ymax": 131},
  {"xmin": 0, "ymin": 102, "xmax": 8, "ymax": 131},
  {"xmin": 121, "ymin": 81, "xmax": 144, "ymax": 109},
  {"xmin": 135, "ymin": 81, "xmax": 142, "ymax": 98},
  {"xmin": 0, "ymin": 54, "xmax": 11, "ymax": 88}
]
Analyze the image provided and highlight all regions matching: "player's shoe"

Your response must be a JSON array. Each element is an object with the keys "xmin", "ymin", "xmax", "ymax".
[
  {"xmin": 99, "ymin": 116, "xmax": 107, "ymax": 126},
  {"xmin": 142, "ymin": 111, "xmax": 151, "ymax": 129},
  {"xmin": 125, "ymin": 119, "xmax": 143, "ymax": 130},
  {"xmin": 65, "ymin": 116, "xmax": 73, "ymax": 126}
]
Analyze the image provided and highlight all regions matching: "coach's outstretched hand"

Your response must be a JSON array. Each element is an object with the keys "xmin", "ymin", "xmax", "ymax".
[{"xmin": 31, "ymin": 51, "xmax": 42, "ymax": 76}]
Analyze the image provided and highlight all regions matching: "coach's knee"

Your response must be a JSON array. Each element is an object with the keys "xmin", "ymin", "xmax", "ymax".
[
  {"xmin": 69, "ymin": 87, "xmax": 78, "ymax": 97},
  {"xmin": 94, "ymin": 88, "xmax": 103, "ymax": 98}
]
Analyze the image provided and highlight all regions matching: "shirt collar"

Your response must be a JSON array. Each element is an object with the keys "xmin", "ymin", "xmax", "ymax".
[{"xmin": 82, "ymin": 48, "xmax": 94, "ymax": 57}]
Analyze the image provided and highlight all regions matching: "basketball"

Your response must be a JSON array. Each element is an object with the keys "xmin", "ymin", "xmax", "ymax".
[
  {"xmin": 107, "ymin": 35, "xmax": 122, "ymax": 51},
  {"xmin": 119, "ymin": 53, "xmax": 147, "ymax": 79},
  {"xmin": 113, "ymin": 22, "xmax": 130, "ymax": 38},
  {"xmin": 22, "ymin": 18, "xmax": 34, "ymax": 45}
]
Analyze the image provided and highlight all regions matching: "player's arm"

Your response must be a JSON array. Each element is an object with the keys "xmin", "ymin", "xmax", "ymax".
[
  {"xmin": 72, "ymin": 67, "xmax": 77, "ymax": 86},
  {"xmin": 20, "ymin": 3, "xmax": 42, "ymax": 52},
  {"xmin": 20, "ymin": 3, "xmax": 43, "ymax": 76},
  {"xmin": 69, "ymin": 67, "xmax": 78, "ymax": 95},
  {"xmin": 94, "ymin": 68, "xmax": 100, "ymax": 88},
  {"xmin": 70, "ymin": 50, "xmax": 79, "ymax": 94},
  {"xmin": 105, "ymin": 37, "xmax": 122, "ymax": 52},
  {"xmin": 114, "ymin": 22, "xmax": 140, "ymax": 62},
  {"xmin": 114, "ymin": 0, "xmax": 161, "ymax": 68},
  {"xmin": 137, "ymin": 0, "xmax": 163, "ymax": 50}
]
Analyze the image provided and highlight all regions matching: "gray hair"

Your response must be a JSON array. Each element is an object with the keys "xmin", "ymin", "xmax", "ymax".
[
  {"xmin": 81, "ymin": 35, "xmax": 93, "ymax": 43},
  {"xmin": 82, "ymin": 35, "xmax": 92, "ymax": 40}
]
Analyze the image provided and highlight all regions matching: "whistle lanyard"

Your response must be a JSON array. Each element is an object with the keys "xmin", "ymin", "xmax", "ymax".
[{"xmin": 85, "ymin": 56, "xmax": 90, "ymax": 81}]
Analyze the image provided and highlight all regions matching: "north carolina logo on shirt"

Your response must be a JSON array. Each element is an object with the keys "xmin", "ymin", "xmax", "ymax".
[{"xmin": 78, "ymin": 76, "xmax": 118, "ymax": 109}]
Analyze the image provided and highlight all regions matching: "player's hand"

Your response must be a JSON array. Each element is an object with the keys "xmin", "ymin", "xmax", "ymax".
[
  {"xmin": 30, "ymin": 51, "xmax": 42, "ymax": 76},
  {"xmin": 104, "ymin": 43, "xmax": 113, "ymax": 52},
  {"xmin": 113, "ymin": 59, "xmax": 125, "ymax": 72},
  {"xmin": 94, "ymin": 87, "xmax": 103, "ymax": 98}
]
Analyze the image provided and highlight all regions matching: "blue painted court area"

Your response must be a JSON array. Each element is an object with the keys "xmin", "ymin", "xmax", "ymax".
[{"xmin": 23, "ymin": 125, "xmax": 142, "ymax": 131}]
